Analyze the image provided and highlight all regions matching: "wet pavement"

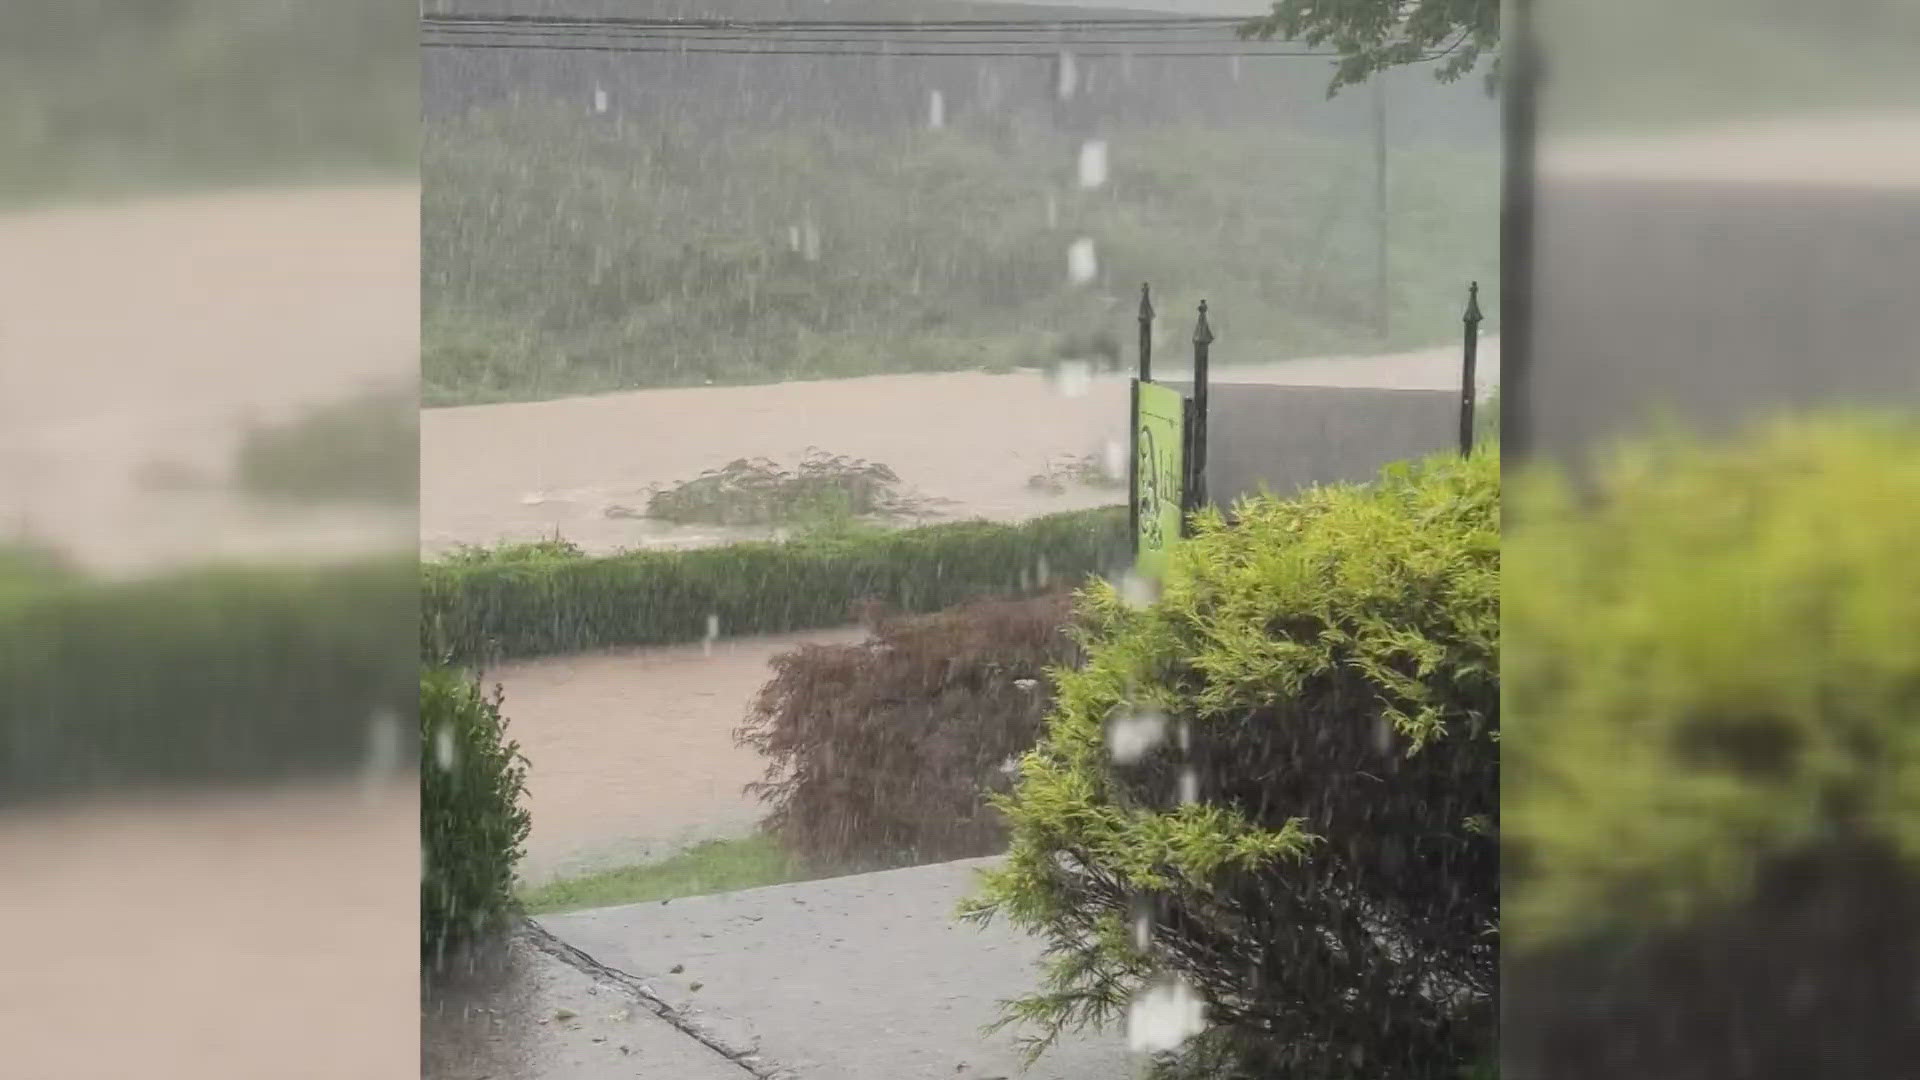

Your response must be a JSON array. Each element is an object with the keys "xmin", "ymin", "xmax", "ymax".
[{"xmin": 537, "ymin": 857, "xmax": 1142, "ymax": 1080}]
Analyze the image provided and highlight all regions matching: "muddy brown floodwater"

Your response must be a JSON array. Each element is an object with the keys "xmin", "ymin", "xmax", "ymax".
[
  {"xmin": 420, "ymin": 340, "xmax": 1499, "ymax": 557},
  {"xmin": 440, "ymin": 341, "xmax": 1498, "ymax": 882},
  {"xmin": 495, "ymin": 628, "xmax": 866, "ymax": 884}
]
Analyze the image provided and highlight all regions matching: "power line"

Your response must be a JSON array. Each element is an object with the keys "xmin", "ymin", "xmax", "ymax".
[
  {"xmin": 425, "ymin": 26, "xmax": 1257, "ymax": 46},
  {"xmin": 421, "ymin": 13, "xmax": 1250, "ymax": 31},
  {"xmin": 420, "ymin": 39, "xmax": 1340, "ymax": 57}
]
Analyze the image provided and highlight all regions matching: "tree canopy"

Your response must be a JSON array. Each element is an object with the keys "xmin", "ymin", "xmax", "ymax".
[{"xmin": 1239, "ymin": 0, "xmax": 1500, "ymax": 96}]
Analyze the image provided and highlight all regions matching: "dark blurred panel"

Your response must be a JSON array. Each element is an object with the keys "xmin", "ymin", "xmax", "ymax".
[{"xmin": 1508, "ymin": 0, "xmax": 1920, "ymax": 465}]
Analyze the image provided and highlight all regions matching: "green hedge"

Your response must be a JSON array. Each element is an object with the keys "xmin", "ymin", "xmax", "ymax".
[
  {"xmin": 0, "ymin": 557, "xmax": 417, "ymax": 805},
  {"xmin": 422, "ymin": 666, "xmax": 531, "ymax": 968},
  {"xmin": 422, "ymin": 507, "xmax": 1129, "ymax": 664}
]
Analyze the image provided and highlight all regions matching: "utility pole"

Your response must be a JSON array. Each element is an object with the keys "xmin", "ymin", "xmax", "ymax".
[{"xmin": 1372, "ymin": 71, "xmax": 1390, "ymax": 341}]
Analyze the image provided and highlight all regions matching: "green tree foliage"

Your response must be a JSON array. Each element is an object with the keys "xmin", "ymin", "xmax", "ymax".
[
  {"xmin": 1240, "ymin": 0, "xmax": 1500, "ymax": 96},
  {"xmin": 1503, "ymin": 414, "xmax": 1920, "ymax": 1077},
  {"xmin": 1, "ymin": 0, "xmax": 414, "ymax": 204},
  {"xmin": 424, "ymin": 108, "xmax": 1497, "ymax": 403},
  {"xmin": 965, "ymin": 449, "xmax": 1499, "ymax": 1078},
  {"xmin": 421, "ymin": 667, "xmax": 532, "ymax": 969}
]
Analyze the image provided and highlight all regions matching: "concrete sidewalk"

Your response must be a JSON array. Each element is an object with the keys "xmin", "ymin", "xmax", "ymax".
[{"xmin": 539, "ymin": 857, "xmax": 1142, "ymax": 1080}]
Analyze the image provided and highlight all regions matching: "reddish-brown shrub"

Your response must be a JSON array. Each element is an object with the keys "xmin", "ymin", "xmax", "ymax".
[{"xmin": 734, "ymin": 592, "xmax": 1078, "ymax": 870}]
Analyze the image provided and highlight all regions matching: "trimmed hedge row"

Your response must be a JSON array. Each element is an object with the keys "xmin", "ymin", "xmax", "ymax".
[
  {"xmin": 0, "ymin": 557, "xmax": 418, "ymax": 805},
  {"xmin": 422, "ymin": 507, "xmax": 1129, "ymax": 664}
]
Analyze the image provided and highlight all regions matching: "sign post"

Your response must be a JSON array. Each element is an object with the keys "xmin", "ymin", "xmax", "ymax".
[{"xmin": 1133, "ymin": 379, "xmax": 1186, "ymax": 581}]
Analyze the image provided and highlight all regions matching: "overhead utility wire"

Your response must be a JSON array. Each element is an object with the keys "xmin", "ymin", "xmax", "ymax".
[
  {"xmin": 420, "ymin": 40, "xmax": 1342, "ymax": 57},
  {"xmin": 421, "ymin": 13, "xmax": 1249, "ymax": 30},
  {"xmin": 424, "ymin": 28, "xmax": 1272, "ymax": 47}
]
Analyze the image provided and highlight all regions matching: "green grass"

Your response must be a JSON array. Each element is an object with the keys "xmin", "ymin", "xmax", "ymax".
[
  {"xmin": 424, "ymin": 104, "xmax": 1497, "ymax": 405},
  {"xmin": 519, "ymin": 834, "xmax": 814, "ymax": 915}
]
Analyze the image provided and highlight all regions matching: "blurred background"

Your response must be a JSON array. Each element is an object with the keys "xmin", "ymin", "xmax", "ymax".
[
  {"xmin": 1503, "ymin": 0, "xmax": 1920, "ymax": 1075},
  {"xmin": 0, "ymin": 2, "xmax": 418, "ymax": 1077}
]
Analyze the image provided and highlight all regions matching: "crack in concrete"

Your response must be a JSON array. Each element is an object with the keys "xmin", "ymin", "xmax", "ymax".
[{"xmin": 523, "ymin": 918, "xmax": 798, "ymax": 1080}]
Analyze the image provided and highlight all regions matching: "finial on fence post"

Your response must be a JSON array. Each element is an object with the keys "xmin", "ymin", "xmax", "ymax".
[
  {"xmin": 1138, "ymin": 282, "xmax": 1155, "ymax": 382},
  {"xmin": 1189, "ymin": 300, "xmax": 1213, "ymax": 522},
  {"xmin": 1460, "ymin": 281, "xmax": 1483, "ymax": 455}
]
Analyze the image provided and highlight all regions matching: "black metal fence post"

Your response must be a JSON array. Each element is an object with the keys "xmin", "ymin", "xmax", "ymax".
[
  {"xmin": 1188, "ymin": 299, "xmax": 1213, "ymax": 522},
  {"xmin": 1138, "ymin": 282, "xmax": 1155, "ymax": 383},
  {"xmin": 1460, "ymin": 281, "xmax": 1484, "ymax": 454}
]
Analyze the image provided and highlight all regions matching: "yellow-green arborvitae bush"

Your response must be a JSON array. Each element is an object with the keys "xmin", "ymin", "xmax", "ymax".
[
  {"xmin": 1504, "ymin": 414, "xmax": 1920, "ymax": 1078},
  {"xmin": 967, "ymin": 449, "xmax": 1499, "ymax": 1079}
]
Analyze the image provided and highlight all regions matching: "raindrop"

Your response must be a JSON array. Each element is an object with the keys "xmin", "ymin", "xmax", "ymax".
[
  {"xmin": 927, "ymin": 89, "xmax": 946, "ymax": 130},
  {"xmin": 1052, "ymin": 359, "xmax": 1092, "ymax": 398},
  {"xmin": 1078, "ymin": 139, "xmax": 1109, "ymax": 190},
  {"xmin": 1179, "ymin": 767, "xmax": 1199, "ymax": 806},
  {"xmin": 1177, "ymin": 720, "xmax": 1192, "ymax": 753},
  {"xmin": 1056, "ymin": 51, "xmax": 1080, "ymax": 101},
  {"xmin": 1045, "ymin": 192, "xmax": 1059, "ymax": 230},
  {"xmin": 1118, "ymin": 571, "xmax": 1160, "ymax": 609},
  {"xmin": 787, "ymin": 225, "xmax": 802, "ymax": 253},
  {"xmin": 1103, "ymin": 438, "xmax": 1126, "ymax": 482},
  {"xmin": 592, "ymin": 86, "xmax": 609, "ymax": 114},
  {"xmin": 1129, "ymin": 893, "xmax": 1157, "ymax": 951},
  {"xmin": 434, "ymin": 725, "xmax": 456, "ymax": 772},
  {"xmin": 1067, "ymin": 237, "xmax": 1098, "ymax": 285},
  {"xmin": 1106, "ymin": 707, "xmax": 1168, "ymax": 764},
  {"xmin": 703, "ymin": 613, "xmax": 720, "ymax": 657},
  {"xmin": 1126, "ymin": 974, "xmax": 1207, "ymax": 1053},
  {"xmin": 1373, "ymin": 716, "xmax": 1393, "ymax": 755},
  {"xmin": 1231, "ymin": 55, "xmax": 1243, "ymax": 83},
  {"xmin": 1036, "ymin": 555, "xmax": 1051, "ymax": 585},
  {"xmin": 363, "ymin": 708, "xmax": 400, "ymax": 784},
  {"xmin": 802, "ymin": 222, "xmax": 821, "ymax": 263}
]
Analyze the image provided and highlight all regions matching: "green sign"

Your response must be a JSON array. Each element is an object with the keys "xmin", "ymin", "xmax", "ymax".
[{"xmin": 1133, "ymin": 380, "xmax": 1186, "ymax": 580}]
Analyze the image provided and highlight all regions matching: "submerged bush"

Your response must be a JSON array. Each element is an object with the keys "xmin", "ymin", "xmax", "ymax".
[
  {"xmin": 643, "ymin": 450, "xmax": 937, "ymax": 526},
  {"xmin": 234, "ymin": 384, "xmax": 416, "ymax": 505},
  {"xmin": 966, "ymin": 449, "xmax": 1499, "ymax": 1079},
  {"xmin": 421, "ymin": 666, "xmax": 531, "ymax": 969},
  {"xmin": 1503, "ymin": 414, "xmax": 1920, "ymax": 1079},
  {"xmin": 737, "ymin": 593, "xmax": 1079, "ymax": 871}
]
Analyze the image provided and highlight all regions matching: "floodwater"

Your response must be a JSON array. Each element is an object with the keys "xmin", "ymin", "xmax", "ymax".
[
  {"xmin": 447, "ymin": 340, "xmax": 1499, "ymax": 881},
  {"xmin": 494, "ymin": 628, "xmax": 864, "ymax": 884},
  {"xmin": 0, "ymin": 183, "xmax": 417, "ymax": 576},
  {"xmin": 420, "ymin": 339, "xmax": 1500, "ymax": 557}
]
